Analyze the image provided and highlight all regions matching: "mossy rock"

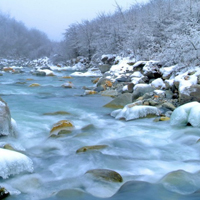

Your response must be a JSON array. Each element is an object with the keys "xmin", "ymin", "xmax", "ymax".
[
  {"xmin": 76, "ymin": 145, "xmax": 108, "ymax": 153},
  {"xmin": 62, "ymin": 76, "xmax": 73, "ymax": 79},
  {"xmin": 3, "ymin": 144, "xmax": 15, "ymax": 151},
  {"xmin": 154, "ymin": 117, "xmax": 170, "ymax": 122},
  {"xmin": 86, "ymin": 169, "xmax": 123, "ymax": 183},
  {"xmin": 84, "ymin": 90, "xmax": 97, "ymax": 95},
  {"xmin": 29, "ymin": 83, "xmax": 40, "ymax": 87},
  {"xmin": 50, "ymin": 120, "xmax": 74, "ymax": 136},
  {"xmin": 43, "ymin": 111, "xmax": 71, "ymax": 116},
  {"xmin": 0, "ymin": 187, "xmax": 10, "ymax": 199}
]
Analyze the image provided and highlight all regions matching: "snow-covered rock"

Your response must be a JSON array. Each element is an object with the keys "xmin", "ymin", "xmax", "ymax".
[
  {"xmin": 71, "ymin": 68, "xmax": 102, "ymax": 77},
  {"xmin": 170, "ymin": 101, "xmax": 200, "ymax": 126},
  {"xmin": 0, "ymin": 148, "xmax": 33, "ymax": 179},
  {"xmin": 109, "ymin": 57, "xmax": 135, "ymax": 75},
  {"xmin": 36, "ymin": 69, "xmax": 55, "ymax": 76},
  {"xmin": 151, "ymin": 78, "xmax": 166, "ymax": 89},
  {"xmin": 111, "ymin": 104, "xmax": 160, "ymax": 121},
  {"xmin": 0, "ymin": 98, "xmax": 16, "ymax": 137},
  {"xmin": 160, "ymin": 65, "xmax": 177, "ymax": 79}
]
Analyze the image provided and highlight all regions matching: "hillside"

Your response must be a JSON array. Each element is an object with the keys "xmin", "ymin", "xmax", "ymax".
[
  {"xmin": 63, "ymin": 0, "xmax": 200, "ymax": 67},
  {"xmin": 0, "ymin": 12, "xmax": 56, "ymax": 59}
]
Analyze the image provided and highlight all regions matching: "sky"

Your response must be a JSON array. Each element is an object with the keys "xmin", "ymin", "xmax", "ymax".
[{"xmin": 0, "ymin": 0, "xmax": 148, "ymax": 41}]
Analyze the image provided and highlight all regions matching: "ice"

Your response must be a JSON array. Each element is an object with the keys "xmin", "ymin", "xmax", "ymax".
[
  {"xmin": 170, "ymin": 102, "xmax": 200, "ymax": 126},
  {"xmin": 111, "ymin": 105, "xmax": 160, "ymax": 121},
  {"xmin": 0, "ymin": 148, "xmax": 33, "ymax": 179}
]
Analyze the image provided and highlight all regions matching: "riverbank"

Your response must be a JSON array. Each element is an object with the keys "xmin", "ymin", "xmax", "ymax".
[{"xmin": 1, "ymin": 56, "xmax": 200, "ymax": 200}]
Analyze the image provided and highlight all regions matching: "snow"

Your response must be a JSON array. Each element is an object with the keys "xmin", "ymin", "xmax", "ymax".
[
  {"xmin": 151, "ymin": 78, "xmax": 166, "ymax": 89},
  {"xmin": 188, "ymin": 104, "xmax": 200, "ymax": 127},
  {"xmin": 132, "ymin": 61, "xmax": 147, "ymax": 68},
  {"xmin": 174, "ymin": 72, "xmax": 197, "ymax": 95},
  {"xmin": 160, "ymin": 65, "xmax": 177, "ymax": 78},
  {"xmin": 111, "ymin": 104, "xmax": 160, "ymax": 121},
  {"xmin": 70, "ymin": 68, "xmax": 102, "ymax": 77},
  {"xmin": 142, "ymin": 60, "xmax": 160, "ymax": 74},
  {"xmin": 170, "ymin": 101, "xmax": 200, "ymax": 126},
  {"xmin": 109, "ymin": 57, "xmax": 134, "ymax": 75},
  {"xmin": 37, "ymin": 69, "xmax": 54, "ymax": 76},
  {"xmin": 131, "ymin": 71, "xmax": 143, "ymax": 78},
  {"xmin": 0, "ymin": 148, "xmax": 33, "ymax": 179},
  {"xmin": 133, "ymin": 83, "xmax": 150, "ymax": 90}
]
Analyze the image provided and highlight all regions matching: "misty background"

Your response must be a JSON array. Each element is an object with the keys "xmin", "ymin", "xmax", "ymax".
[
  {"xmin": 0, "ymin": 0, "xmax": 199, "ymax": 67},
  {"xmin": 0, "ymin": 0, "xmax": 148, "ymax": 41}
]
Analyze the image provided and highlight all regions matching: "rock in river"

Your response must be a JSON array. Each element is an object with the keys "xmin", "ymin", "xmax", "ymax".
[
  {"xmin": 50, "ymin": 120, "xmax": 74, "ymax": 136},
  {"xmin": 86, "ymin": 169, "xmax": 123, "ymax": 183},
  {"xmin": 76, "ymin": 145, "xmax": 108, "ymax": 153}
]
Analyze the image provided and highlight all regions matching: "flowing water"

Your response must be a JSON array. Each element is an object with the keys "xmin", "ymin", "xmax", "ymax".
[{"xmin": 1, "ymin": 68, "xmax": 200, "ymax": 200}]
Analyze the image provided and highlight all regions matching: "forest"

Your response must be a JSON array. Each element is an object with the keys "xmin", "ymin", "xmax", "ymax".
[
  {"xmin": 0, "ymin": 0, "xmax": 200, "ymax": 66},
  {"xmin": 63, "ymin": 0, "xmax": 200, "ymax": 66},
  {"xmin": 0, "ymin": 12, "xmax": 56, "ymax": 59}
]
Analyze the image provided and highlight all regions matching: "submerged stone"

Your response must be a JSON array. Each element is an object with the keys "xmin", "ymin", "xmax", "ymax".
[
  {"xmin": 29, "ymin": 83, "xmax": 40, "ymax": 87},
  {"xmin": 154, "ymin": 117, "xmax": 170, "ymax": 122},
  {"xmin": 76, "ymin": 145, "xmax": 108, "ymax": 153},
  {"xmin": 62, "ymin": 76, "xmax": 73, "ymax": 79},
  {"xmin": 43, "ymin": 111, "xmax": 71, "ymax": 116},
  {"xmin": 159, "ymin": 170, "xmax": 199, "ymax": 194},
  {"xmin": 86, "ymin": 169, "xmax": 123, "ymax": 183}
]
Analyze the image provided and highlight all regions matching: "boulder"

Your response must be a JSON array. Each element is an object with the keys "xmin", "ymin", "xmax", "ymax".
[
  {"xmin": 101, "ymin": 90, "xmax": 118, "ymax": 98},
  {"xmin": 104, "ymin": 93, "xmax": 133, "ymax": 108},
  {"xmin": 101, "ymin": 54, "xmax": 116, "ymax": 65},
  {"xmin": 132, "ymin": 84, "xmax": 154, "ymax": 101},
  {"xmin": 94, "ymin": 86, "xmax": 105, "ymax": 92},
  {"xmin": 98, "ymin": 64, "xmax": 111, "ymax": 73},
  {"xmin": 50, "ymin": 120, "xmax": 74, "ymax": 136},
  {"xmin": 96, "ymin": 78, "xmax": 113, "ymax": 88},
  {"xmin": 170, "ymin": 101, "xmax": 200, "ymax": 127},
  {"xmin": 0, "ymin": 98, "xmax": 16, "ymax": 137},
  {"xmin": 122, "ymin": 83, "xmax": 134, "ymax": 93},
  {"xmin": 35, "ymin": 71, "xmax": 46, "ymax": 76},
  {"xmin": 161, "ymin": 102, "xmax": 176, "ymax": 111},
  {"xmin": 0, "ymin": 148, "xmax": 33, "ymax": 179},
  {"xmin": 179, "ymin": 85, "xmax": 200, "ymax": 105},
  {"xmin": 76, "ymin": 145, "xmax": 108, "ymax": 153},
  {"xmin": 86, "ymin": 169, "xmax": 123, "ymax": 183},
  {"xmin": 111, "ymin": 105, "xmax": 160, "ymax": 121},
  {"xmin": 62, "ymin": 82, "xmax": 74, "ymax": 88}
]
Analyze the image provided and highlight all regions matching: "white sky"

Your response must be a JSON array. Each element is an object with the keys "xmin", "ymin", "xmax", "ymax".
[{"xmin": 0, "ymin": 0, "xmax": 148, "ymax": 41}]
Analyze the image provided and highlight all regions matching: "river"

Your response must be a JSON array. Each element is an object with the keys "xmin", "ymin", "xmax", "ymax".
[{"xmin": 1, "ymin": 68, "xmax": 200, "ymax": 200}]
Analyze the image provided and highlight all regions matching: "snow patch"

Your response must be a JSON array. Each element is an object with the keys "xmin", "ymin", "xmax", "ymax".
[
  {"xmin": 170, "ymin": 101, "xmax": 200, "ymax": 126},
  {"xmin": 0, "ymin": 148, "xmax": 33, "ymax": 179},
  {"xmin": 111, "ymin": 105, "xmax": 160, "ymax": 121}
]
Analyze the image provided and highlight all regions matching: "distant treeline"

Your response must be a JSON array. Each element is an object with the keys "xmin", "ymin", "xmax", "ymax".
[
  {"xmin": 1, "ymin": 0, "xmax": 200, "ymax": 66},
  {"xmin": 63, "ymin": 0, "xmax": 200, "ymax": 66},
  {"xmin": 0, "ymin": 12, "xmax": 58, "ymax": 59}
]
